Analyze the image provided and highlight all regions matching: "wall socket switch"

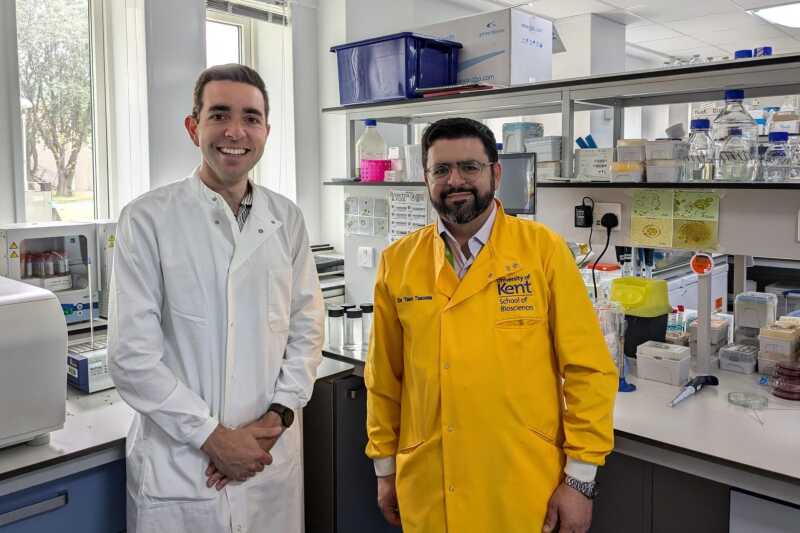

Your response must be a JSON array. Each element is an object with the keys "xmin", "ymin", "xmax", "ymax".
[
  {"xmin": 357, "ymin": 246, "xmax": 375, "ymax": 268},
  {"xmin": 594, "ymin": 202, "xmax": 622, "ymax": 232}
]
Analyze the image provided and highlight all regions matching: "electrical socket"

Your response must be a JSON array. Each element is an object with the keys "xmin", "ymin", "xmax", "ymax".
[{"xmin": 594, "ymin": 202, "xmax": 622, "ymax": 232}]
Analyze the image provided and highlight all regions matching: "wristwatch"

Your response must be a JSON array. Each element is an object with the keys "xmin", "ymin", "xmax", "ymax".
[
  {"xmin": 267, "ymin": 403, "xmax": 294, "ymax": 428},
  {"xmin": 564, "ymin": 475, "xmax": 599, "ymax": 500}
]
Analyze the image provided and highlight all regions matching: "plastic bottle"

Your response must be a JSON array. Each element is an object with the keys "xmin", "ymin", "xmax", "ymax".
[
  {"xmin": 713, "ymin": 90, "xmax": 758, "ymax": 181},
  {"xmin": 355, "ymin": 119, "xmax": 386, "ymax": 179},
  {"xmin": 684, "ymin": 118, "xmax": 714, "ymax": 181},
  {"xmin": 762, "ymin": 131, "xmax": 792, "ymax": 182},
  {"xmin": 676, "ymin": 305, "xmax": 686, "ymax": 333},
  {"xmin": 764, "ymin": 106, "xmax": 780, "ymax": 133}
]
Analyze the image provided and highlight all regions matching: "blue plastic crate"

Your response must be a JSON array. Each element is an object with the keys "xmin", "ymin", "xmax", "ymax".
[{"xmin": 331, "ymin": 32, "xmax": 462, "ymax": 106}]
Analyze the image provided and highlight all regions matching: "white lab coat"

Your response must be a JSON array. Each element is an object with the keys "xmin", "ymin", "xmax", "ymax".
[{"xmin": 108, "ymin": 173, "xmax": 324, "ymax": 533}]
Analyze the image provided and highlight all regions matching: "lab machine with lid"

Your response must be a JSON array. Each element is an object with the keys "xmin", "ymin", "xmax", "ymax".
[
  {"xmin": 0, "ymin": 222, "xmax": 102, "ymax": 324},
  {"xmin": 0, "ymin": 276, "xmax": 66, "ymax": 449}
]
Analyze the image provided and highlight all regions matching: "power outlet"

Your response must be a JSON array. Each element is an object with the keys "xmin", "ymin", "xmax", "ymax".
[
  {"xmin": 357, "ymin": 246, "xmax": 375, "ymax": 268},
  {"xmin": 594, "ymin": 202, "xmax": 622, "ymax": 232}
]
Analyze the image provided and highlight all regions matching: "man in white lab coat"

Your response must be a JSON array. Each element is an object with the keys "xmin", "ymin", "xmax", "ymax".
[{"xmin": 109, "ymin": 64, "xmax": 324, "ymax": 533}]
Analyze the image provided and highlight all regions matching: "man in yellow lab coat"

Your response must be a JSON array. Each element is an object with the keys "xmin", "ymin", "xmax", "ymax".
[{"xmin": 365, "ymin": 117, "xmax": 618, "ymax": 533}]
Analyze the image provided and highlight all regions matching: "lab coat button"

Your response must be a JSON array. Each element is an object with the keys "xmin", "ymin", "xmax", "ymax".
[
  {"xmin": 443, "ymin": 362, "xmax": 450, "ymax": 369},
  {"xmin": 215, "ymin": 220, "xmax": 220, "ymax": 225},
  {"xmin": 271, "ymin": 220, "xmax": 276, "ymax": 224},
  {"xmin": 488, "ymin": 273, "xmax": 493, "ymax": 279},
  {"xmin": 447, "ymin": 425, "xmax": 454, "ymax": 432},
  {"xmin": 258, "ymin": 228, "xmax": 264, "ymax": 233},
  {"xmin": 212, "ymin": 197, "xmax": 217, "ymax": 202},
  {"xmin": 449, "ymin": 485, "xmax": 455, "ymax": 492}
]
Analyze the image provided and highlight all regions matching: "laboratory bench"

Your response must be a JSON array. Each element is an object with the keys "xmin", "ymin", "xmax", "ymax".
[{"xmin": 3, "ymin": 348, "xmax": 800, "ymax": 532}]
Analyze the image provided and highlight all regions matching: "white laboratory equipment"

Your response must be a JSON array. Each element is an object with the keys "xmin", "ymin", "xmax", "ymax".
[
  {"xmin": 360, "ymin": 303, "xmax": 373, "ymax": 349},
  {"xmin": 326, "ymin": 306, "xmax": 344, "ymax": 349},
  {"xmin": 0, "ymin": 276, "xmax": 66, "ymax": 449},
  {"xmin": 683, "ymin": 118, "xmax": 714, "ymax": 181},
  {"xmin": 343, "ymin": 308, "xmax": 362, "ymax": 350},
  {"xmin": 0, "ymin": 222, "xmax": 101, "ymax": 324},
  {"xmin": 95, "ymin": 220, "xmax": 117, "ymax": 319},
  {"xmin": 713, "ymin": 89, "xmax": 757, "ymax": 181},
  {"xmin": 762, "ymin": 131, "xmax": 792, "ymax": 182},
  {"xmin": 355, "ymin": 119, "xmax": 387, "ymax": 179}
]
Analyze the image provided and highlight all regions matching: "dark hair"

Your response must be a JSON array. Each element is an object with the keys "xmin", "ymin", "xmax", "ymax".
[
  {"xmin": 421, "ymin": 117, "xmax": 498, "ymax": 169},
  {"xmin": 192, "ymin": 64, "xmax": 269, "ymax": 119}
]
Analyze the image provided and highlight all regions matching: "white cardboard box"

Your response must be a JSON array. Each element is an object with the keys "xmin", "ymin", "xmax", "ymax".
[{"xmin": 416, "ymin": 8, "xmax": 553, "ymax": 87}]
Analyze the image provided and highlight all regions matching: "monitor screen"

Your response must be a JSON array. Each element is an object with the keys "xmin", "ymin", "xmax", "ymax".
[{"xmin": 495, "ymin": 152, "xmax": 536, "ymax": 215}]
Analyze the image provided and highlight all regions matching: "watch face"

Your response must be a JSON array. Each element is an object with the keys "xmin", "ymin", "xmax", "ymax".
[{"xmin": 282, "ymin": 408, "xmax": 295, "ymax": 428}]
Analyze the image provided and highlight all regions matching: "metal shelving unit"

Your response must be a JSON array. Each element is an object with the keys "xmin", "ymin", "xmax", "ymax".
[{"xmin": 322, "ymin": 53, "xmax": 800, "ymax": 184}]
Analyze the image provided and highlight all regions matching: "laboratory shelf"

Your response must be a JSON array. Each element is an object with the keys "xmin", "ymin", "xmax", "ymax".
[
  {"xmin": 322, "ymin": 180, "xmax": 426, "ymax": 187},
  {"xmin": 536, "ymin": 181, "xmax": 800, "ymax": 189}
]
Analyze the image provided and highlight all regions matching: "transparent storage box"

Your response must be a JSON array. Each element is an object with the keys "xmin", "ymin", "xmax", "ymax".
[
  {"xmin": 719, "ymin": 343, "xmax": 758, "ymax": 374},
  {"xmin": 636, "ymin": 341, "xmax": 691, "ymax": 386},
  {"xmin": 687, "ymin": 315, "xmax": 730, "ymax": 344},
  {"xmin": 735, "ymin": 291, "xmax": 778, "ymax": 329}
]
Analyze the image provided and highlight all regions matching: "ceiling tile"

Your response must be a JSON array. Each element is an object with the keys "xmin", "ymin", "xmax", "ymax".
[
  {"xmin": 627, "ymin": 0, "xmax": 739, "ymax": 23},
  {"xmin": 522, "ymin": 0, "xmax": 620, "ymax": 19},
  {"xmin": 634, "ymin": 35, "xmax": 707, "ymax": 52},
  {"xmin": 663, "ymin": 12, "xmax": 761, "ymax": 34},
  {"xmin": 714, "ymin": 36, "xmax": 800, "ymax": 52},
  {"xmin": 706, "ymin": 24, "xmax": 786, "ymax": 45},
  {"xmin": 734, "ymin": 0, "xmax": 800, "ymax": 9},
  {"xmin": 627, "ymin": 24, "xmax": 682, "ymax": 43}
]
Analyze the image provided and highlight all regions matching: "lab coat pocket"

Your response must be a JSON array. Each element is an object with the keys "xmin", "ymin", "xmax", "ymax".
[
  {"xmin": 494, "ymin": 317, "xmax": 560, "ymax": 441},
  {"xmin": 268, "ymin": 269, "xmax": 292, "ymax": 332}
]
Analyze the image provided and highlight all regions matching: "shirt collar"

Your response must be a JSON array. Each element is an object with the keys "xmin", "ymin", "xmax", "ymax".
[{"xmin": 437, "ymin": 201, "xmax": 497, "ymax": 257}]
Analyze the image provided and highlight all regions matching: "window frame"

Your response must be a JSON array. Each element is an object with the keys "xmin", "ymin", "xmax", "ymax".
[
  {"xmin": 7, "ymin": 0, "xmax": 111, "ymax": 222},
  {"xmin": 206, "ymin": 10, "xmax": 254, "ymax": 67}
]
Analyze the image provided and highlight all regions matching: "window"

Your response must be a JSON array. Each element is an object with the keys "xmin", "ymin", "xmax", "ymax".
[
  {"xmin": 13, "ymin": 0, "xmax": 108, "ymax": 222},
  {"xmin": 206, "ymin": 2, "xmax": 295, "ymax": 201}
]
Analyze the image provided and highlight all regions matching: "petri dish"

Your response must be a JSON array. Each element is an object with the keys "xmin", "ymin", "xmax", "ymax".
[{"xmin": 727, "ymin": 392, "xmax": 769, "ymax": 409}]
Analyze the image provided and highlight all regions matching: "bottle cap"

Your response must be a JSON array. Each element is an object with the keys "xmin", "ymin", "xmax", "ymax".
[
  {"xmin": 327, "ymin": 306, "xmax": 344, "ymax": 317},
  {"xmin": 754, "ymin": 46, "xmax": 773, "ymax": 57},
  {"xmin": 359, "ymin": 303, "xmax": 374, "ymax": 312},
  {"xmin": 341, "ymin": 303, "xmax": 357, "ymax": 310},
  {"xmin": 364, "ymin": 119, "xmax": 377, "ymax": 126},
  {"xmin": 690, "ymin": 118, "xmax": 710, "ymax": 130},
  {"xmin": 734, "ymin": 49, "xmax": 753, "ymax": 59},
  {"xmin": 729, "ymin": 127, "xmax": 743, "ymax": 136},
  {"xmin": 769, "ymin": 131, "xmax": 789, "ymax": 143},
  {"xmin": 346, "ymin": 309, "xmax": 363, "ymax": 318},
  {"xmin": 725, "ymin": 89, "xmax": 745, "ymax": 101}
]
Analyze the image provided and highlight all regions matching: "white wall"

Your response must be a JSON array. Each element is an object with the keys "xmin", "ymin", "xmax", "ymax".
[{"xmin": 144, "ymin": 0, "xmax": 206, "ymax": 189}]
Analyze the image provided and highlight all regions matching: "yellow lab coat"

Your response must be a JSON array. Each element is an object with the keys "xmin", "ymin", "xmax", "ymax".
[{"xmin": 365, "ymin": 203, "xmax": 618, "ymax": 533}]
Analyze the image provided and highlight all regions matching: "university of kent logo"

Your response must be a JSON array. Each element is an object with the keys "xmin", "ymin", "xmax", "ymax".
[{"xmin": 496, "ymin": 274, "xmax": 534, "ymax": 312}]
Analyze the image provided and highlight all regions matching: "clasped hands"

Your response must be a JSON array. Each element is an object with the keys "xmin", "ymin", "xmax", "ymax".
[{"xmin": 200, "ymin": 411, "xmax": 284, "ymax": 491}]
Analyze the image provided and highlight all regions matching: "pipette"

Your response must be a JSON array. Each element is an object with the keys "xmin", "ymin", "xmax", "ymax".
[{"xmin": 670, "ymin": 375, "xmax": 719, "ymax": 407}]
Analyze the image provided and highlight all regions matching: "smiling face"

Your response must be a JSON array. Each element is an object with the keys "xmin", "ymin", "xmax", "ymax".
[
  {"xmin": 425, "ymin": 137, "xmax": 501, "ymax": 225},
  {"xmin": 184, "ymin": 80, "xmax": 270, "ymax": 187}
]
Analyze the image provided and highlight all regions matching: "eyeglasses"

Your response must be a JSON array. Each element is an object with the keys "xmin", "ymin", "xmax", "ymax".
[{"xmin": 425, "ymin": 160, "xmax": 494, "ymax": 182}]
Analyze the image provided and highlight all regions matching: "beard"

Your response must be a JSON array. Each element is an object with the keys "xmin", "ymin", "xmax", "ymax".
[{"xmin": 430, "ymin": 179, "xmax": 495, "ymax": 225}]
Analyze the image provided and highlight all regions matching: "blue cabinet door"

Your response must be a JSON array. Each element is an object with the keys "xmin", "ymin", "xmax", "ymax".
[{"xmin": 0, "ymin": 459, "xmax": 126, "ymax": 533}]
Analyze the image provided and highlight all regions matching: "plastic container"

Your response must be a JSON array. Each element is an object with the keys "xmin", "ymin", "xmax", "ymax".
[
  {"xmin": 610, "ymin": 162, "xmax": 644, "ymax": 183},
  {"xmin": 772, "ymin": 361, "xmax": 800, "ymax": 400},
  {"xmin": 787, "ymin": 291, "xmax": 800, "ymax": 314},
  {"xmin": 734, "ymin": 326, "xmax": 760, "ymax": 347},
  {"xmin": 762, "ymin": 131, "xmax": 792, "ymax": 182},
  {"xmin": 645, "ymin": 160, "xmax": 683, "ymax": 182},
  {"xmin": 684, "ymin": 118, "xmax": 714, "ymax": 182},
  {"xmin": 636, "ymin": 341, "xmax": 691, "ymax": 386},
  {"xmin": 404, "ymin": 144, "xmax": 424, "ymax": 181},
  {"xmin": 734, "ymin": 49, "xmax": 754, "ymax": 59},
  {"xmin": 765, "ymin": 283, "xmax": 800, "ymax": 316},
  {"xmin": 759, "ymin": 356, "xmax": 780, "ymax": 376},
  {"xmin": 719, "ymin": 343, "xmax": 759, "ymax": 374},
  {"xmin": 360, "ymin": 303, "xmax": 373, "ymax": 349},
  {"xmin": 326, "ymin": 306, "xmax": 344, "ymax": 349},
  {"xmin": 713, "ymin": 89, "xmax": 758, "ymax": 181},
  {"xmin": 360, "ymin": 159, "xmax": 392, "ymax": 182},
  {"xmin": 574, "ymin": 148, "xmax": 613, "ymax": 180},
  {"xmin": 356, "ymin": 119, "xmax": 387, "ymax": 179},
  {"xmin": 687, "ymin": 315, "xmax": 730, "ymax": 344},
  {"xmin": 609, "ymin": 277, "xmax": 672, "ymax": 318},
  {"xmin": 645, "ymin": 140, "xmax": 689, "ymax": 160},
  {"xmin": 503, "ymin": 122, "xmax": 543, "ymax": 153},
  {"xmin": 616, "ymin": 139, "xmax": 647, "ymax": 162},
  {"xmin": 536, "ymin": 161, "xmax": 561, "ymax": 179},
  {"xmin": 344, "ymin": 308, "xmax": 363, "ymax": 350},
  {"xmin": 758, "ymin": 334, "xmax": 799, "ymax": 357},
  {"xmin": 330, "ymin": 33, "xmax": 462, "ymax": 105},
  {"xmin": 770, "ymin": 98, "xmax": 800, "ymax": 135},
  {"xmin": 524, "ymin": 136, "xmax": 562, "ymax": 161},
  {"xmin": 735, "ymin": 291, "xmax": 778, "ymax": 329}
]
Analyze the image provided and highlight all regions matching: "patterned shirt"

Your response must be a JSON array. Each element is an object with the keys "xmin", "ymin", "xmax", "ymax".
[
  {"xmin": 437, "ymin": 202, "xmax": 497, "ymax": 279},
  {"xmin": 235, "ymin": 182, "xmax": 254, "ymax": 231}
]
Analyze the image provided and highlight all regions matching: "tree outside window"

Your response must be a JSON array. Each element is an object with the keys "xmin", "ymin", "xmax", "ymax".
[{"xmin": 15, "ymin": 0, "xmax": 95, "ymax": 222}]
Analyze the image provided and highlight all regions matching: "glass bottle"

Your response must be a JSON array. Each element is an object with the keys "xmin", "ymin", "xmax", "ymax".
[
  {"xmin": 713, "ymin": 89, "xmax": 757, "ymax": 181},
  {"xmin": 762, "ymin": 131, "xmax": 792, "ymax": 182},
  {"xmin": 344, "ymin": 308, "xmax": 363, "ymax": 350},
  {"xmin": 684, "ymin": 118, "xmax": 714, "ymax": 181},
  {"xmin": 360, "ymin": 303, "xmax": 373, "ymax": 349},
  {"xmin": 326, "ymin": 306, "xmax": 344, "ymax": 349}
]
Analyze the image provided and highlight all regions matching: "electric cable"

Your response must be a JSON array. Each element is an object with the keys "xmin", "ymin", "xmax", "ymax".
[{"xmin": 591, "ymin": 213, "xmax": 619, "ymax": 300}]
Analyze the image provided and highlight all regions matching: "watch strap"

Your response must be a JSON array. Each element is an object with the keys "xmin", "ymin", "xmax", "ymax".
[{"xmin": 565, "ymin": 475, "xmax": 598, "ymax": 499}]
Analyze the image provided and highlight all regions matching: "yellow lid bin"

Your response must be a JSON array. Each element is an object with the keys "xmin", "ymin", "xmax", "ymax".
[{"xmin": 609, "ymin": 277, "xmax": 673, "ymax": 318}]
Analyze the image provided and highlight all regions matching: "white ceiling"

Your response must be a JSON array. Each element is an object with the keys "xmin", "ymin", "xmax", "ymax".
[{"xmin": 496, "ymin": 0, "xmax": 800, "ymax": 61}]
